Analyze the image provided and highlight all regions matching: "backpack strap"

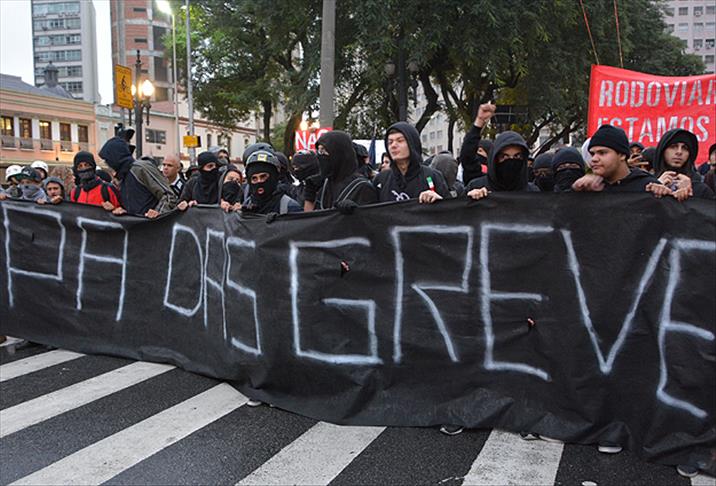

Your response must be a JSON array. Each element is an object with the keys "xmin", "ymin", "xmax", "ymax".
[
  {"xmin": 100, "ymin": 182, "xmax": 111, "ymax": 203},
  {"xmin": 73, "ymin": 186, "xmax": 81, "ymax": 202},
  {"xmin": 280, "ymin": 194, "xmax": 291, "ymax": 214}
]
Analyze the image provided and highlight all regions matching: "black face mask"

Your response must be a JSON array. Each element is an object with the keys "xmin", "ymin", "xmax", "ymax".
[
  {"xmin": 77, "ymin": 168, "xmax": 95, "ymax": 182},
  {"xmin": 317, "ymin": 153, "xmax": 333, "ymax": 179},
  {"xmin": 221, "ymin": 181, "xmax": 242, "ymax": 204},
  {"xmin": 534, "ymin": 174, "xmax": 555, "ymax": 192},
  {"xmin": 476, "ymin": 154, "xmax": 488, "ymax": 165},
  {"xmin": 495, "ymin": 158, "xmax": 524, "ymax": 188},
  {"xmin": 554, "ymin": 169, "xmax": 583, "ymax": 192},
  {"xmin": 250, "ymin": 176, "xmax": 278, "ymax": 204},
  {"xmin": 199, "ymin": 167, "xmax": 219, "ymax": 184}
]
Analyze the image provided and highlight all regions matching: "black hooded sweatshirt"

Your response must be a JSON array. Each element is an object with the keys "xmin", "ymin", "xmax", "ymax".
[
  {"xmin": 373, "ymin": 122, "xmax": 450, "ymax": 201},
  {"xmin": 466, "ymin": 131, "xmax": 540, "ymax": 192},
  {"xmin": 315, "ymin": 130, "xmax": 377, "ymax": 209},
  {"xmin": 654, "ymin": 128, "xmax": 714, "ymax": 199},
  {"xmin": 458, "ymin": 125, "xmax": 487, "ymax": 185}
]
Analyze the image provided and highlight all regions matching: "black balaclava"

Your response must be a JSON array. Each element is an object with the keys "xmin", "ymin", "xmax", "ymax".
[
  {"xmin": 552, "ymin": 147, "xmax": 586, "ymax": 192},
  {"xmin": 532, "ymin": 153, "xmax": 554, "ymax": 192},
  {"xmin": 73, "ymin": 150, "xmax": 97, "ymax": 186},
  {"xmin": 315, "ymin": 130, "xmax": 358, "ymax": 182},
  {"xmin": 98, "ymin": 137, "xmax": 134, "ymax": 181},
  {"xmin": 275, "ymin": 151, "xmax": 291, "ymax": 184},
  {"xmin": 247, "ymin": 161, "xmax": 279, "ymax": 205},
  {"xmin": 197, "ymin": 151, "xmax": 220, "ymax": 204},
  {"xmin": 487, "ymin": 131, "xmax": 530, "ymax": 191},
  {"xmin": 221, "ymin": 166, "xmax": 243, "ymax": 204},
  {"xmin": 654, "ymin": 128, "xmax": 698, "ymax": 178},
  {"xmin": 291, "ymin": 150, "xmax": 319, "ymax": 181},
  {"xmin": 477, "ymin": 139, "xmax": 493, "ymax": 166}
]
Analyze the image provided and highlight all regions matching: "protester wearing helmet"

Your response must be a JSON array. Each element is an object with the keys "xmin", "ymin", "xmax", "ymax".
[
  {"xmin": 242, "ymin": 150, "xmax": 301, "ymax": 215},
  {"xmin": 1, "ymin": 165, "xmax": 23, "ymax": 199},
  {"xmin": 13, "ymin": 166, "xmax": 48, "ymax": 203},
  {"xmin": 31, "ymin": 160, "xmax": 49, "ymax": 180}
]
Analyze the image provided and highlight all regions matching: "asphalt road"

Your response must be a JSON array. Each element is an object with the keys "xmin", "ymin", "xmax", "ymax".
[{"xmin": 1, "ymin": 340, "xmax": 713, "ymax": 486}]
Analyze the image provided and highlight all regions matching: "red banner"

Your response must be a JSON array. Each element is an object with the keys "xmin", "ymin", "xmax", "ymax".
[
  {"xmin": 294, "ymin": 127, "xmax": 333, "ymax": 152},
  {"xmin": 588, "ymin": 65, "xmax": 716, "ymax": 166}
]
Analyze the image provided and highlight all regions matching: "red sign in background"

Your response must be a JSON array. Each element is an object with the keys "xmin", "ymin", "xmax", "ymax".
[
  {"xmin": 588, "ymin": 65, "xmax": 716, "ymax": 166},
  {"xmin": 294, "ymin": 128, "xmax": 333, "ymax": 152}
]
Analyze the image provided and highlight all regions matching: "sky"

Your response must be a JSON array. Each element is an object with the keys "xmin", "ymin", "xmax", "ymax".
[{"xmin": 0, "ymin": 0, "xmax": 114, "ymax": 104}]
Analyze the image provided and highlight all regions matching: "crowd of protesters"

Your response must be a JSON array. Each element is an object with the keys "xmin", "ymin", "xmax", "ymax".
[{"xmin": 1, "ymin": 104, "xmax": 715, "ymax": 478}]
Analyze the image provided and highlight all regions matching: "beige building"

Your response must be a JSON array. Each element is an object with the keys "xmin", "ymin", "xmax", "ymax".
[
  {"xmin": 664, "ymin": 0, "xmax": 716, "ymax": 73},
  {"xmin": 1, "ymin": 72, "xmax": 96, "ymax": 181}
]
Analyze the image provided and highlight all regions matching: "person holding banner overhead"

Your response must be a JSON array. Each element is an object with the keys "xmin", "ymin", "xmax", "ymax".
[{"xmin": 654, "ymin": 128, "xmax": 715, "ymax": 200}]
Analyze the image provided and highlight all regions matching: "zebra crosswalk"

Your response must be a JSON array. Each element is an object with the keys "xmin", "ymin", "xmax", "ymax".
[{"xmin": 0, "ymin": 343, "xmax": 713, "ymax": 486}]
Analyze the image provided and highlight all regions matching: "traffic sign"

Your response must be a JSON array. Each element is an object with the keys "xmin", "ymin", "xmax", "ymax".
[
  {"xmin": 114, "ymin": 64, "xmax": 134, "ymax": 110},
  {"xmin": 183, "ymin": 135, "xmax": 201, "ymax": 148}
]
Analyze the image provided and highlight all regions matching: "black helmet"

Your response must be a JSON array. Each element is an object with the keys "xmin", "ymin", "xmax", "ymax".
[
  {"xmin": 245, "ymin": 150, "xmax": 280, "ymax": 178},
  {"xmin": 242, "ymin": 142, "xmax": 275, "ymax": 162}
]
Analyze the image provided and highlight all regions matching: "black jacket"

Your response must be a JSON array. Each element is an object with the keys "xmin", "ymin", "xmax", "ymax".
[
  {"xmin": 466, "ymin": 131, "xmax": 540, "ymax": 192},
  {"xmin": 373, "ymin": 122, "xmax": 450, "ymax": 202},
  {"xmin": 602, "ymin": 168, "xmax": 660, "ymax": 192},
  {"xmin": 655, "ymin": 129, "xmax": 715, "ymax": 199},
  {"xmin": 315, "ymin": 130, "xmax": 377, "ymax": 209},
  {"xmin": 179, "ymin": 173, "xmax": 220, "ymax": 205},
  {"xmin": 458, "ymin": 125, "xmax": 486, "ymax": 185}
]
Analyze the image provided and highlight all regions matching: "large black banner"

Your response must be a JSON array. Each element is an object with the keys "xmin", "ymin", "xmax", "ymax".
[{"xmin": 1, "ymin": 194, "xmax": 714, "ymax": 472}]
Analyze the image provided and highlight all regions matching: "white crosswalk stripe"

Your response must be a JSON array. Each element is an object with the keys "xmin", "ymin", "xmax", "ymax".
[
  {"xmin": 0, "ymin": 361, "xmax": 173, "ymax": 438},
  {"xmin": 462, "ymin": 429, "xmax": 564, "ymax": 485},
  {"xmin": 11, "ymin": 383, "xmax": 247, "ymax": 486},
  {"xmin": 0, "ymin": 350, "xmax": 84, "ymax": 382},
  {"xmin": 238, "ymin": 422, "xmax": 385, "ymax": 486},
  {"xmin": 693, "ymin": 474, "xmax": 716, "ymax": 486}
]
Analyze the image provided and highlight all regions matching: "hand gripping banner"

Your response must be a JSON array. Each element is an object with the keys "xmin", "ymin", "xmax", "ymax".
[
  {"xmin": 588, "ymin": 65, "xmax": 716, "ymax": 166},
  {"xmin": 1, "ymin": 195, "xmax": 714, "ymax": 473}
]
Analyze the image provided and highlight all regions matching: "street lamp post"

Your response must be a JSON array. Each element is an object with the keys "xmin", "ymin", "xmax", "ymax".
[
  {"xmin": 185, "ymin": 0, "xmax": 196, "ymax": 164},
  {"xmin": 156, "ymin": 0, "xmax": 180, "ymax": 155},
  {"xmin": 132, "ymin": 50, "xmax": 154, "ymax": 158},
  {"xmin": 384, "ymin": 33, "xmax": 420, "ymax": 122}
]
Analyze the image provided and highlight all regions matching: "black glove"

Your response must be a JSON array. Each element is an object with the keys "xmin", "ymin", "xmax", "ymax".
[
  {"xmin": 303, "ymin": 174, "xmax": 323, "ymax": 203},
  {"xmin": 265, "ymin": 212, "xmax": 279, "ymax": 224},
  {"xmin": 336, "ymin": 199, "xmax": 358, "ymax": 215}
]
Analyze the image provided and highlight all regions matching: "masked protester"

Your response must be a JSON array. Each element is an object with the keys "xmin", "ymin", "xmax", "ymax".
[
  {"xmin": 290, "ymin": 150, "xmax": 320, "ymax": 206},
  {"xmin": 532, "ymin": 153, "xmax": 555, "ymax": 192},
  {"xmin": 552, "ymin": 148, "xmax": 586, "ymax": 192},
  {"xmin": 312, "ymin": 130, "xmax": 377, "ymax": 211},
  {"xmin": 99, "ymin": 136, "xmax": 177, "ymax": 218},
  {"xmin": 242, "ymin": 150, "xmax": 301, "ymax": 215},
  {"xmin": 10, "ymin": 167, "xmax": 48, "ymax": 203},
  {"xmin": 0, "ymin": 165, "xmax": 23, "ymax": 199},
  {"xmin": 654, "ymin": 128, "xmax": 714, "ymax": 199},
  {"xmin": 178, "ymin": 151, "xmax": 222, "ymax": 210},
  {"xmin": 458, "ymin": 103, "xmax": 496, "ymax": 186},
  {"xmin": 219, "ymin": 164, "xmax": 244, "ymax": 212},
  {"xmin": 466, "ymin": 131, "xmax": 540, "ymax": 201},
  {"xmin": 430, "ymin": 153, "xmax": 464, "ymax": 197},
  {"xmin": 353, "ymin": 142, "xmax": 374, "ymax": 179},
  {"xmin": 374, "ymin": 122, "xmax": 450, "ymax": 205},
  {"xmin": 70, "ymin": 151, "xmax": 123, "ymax": 212}
]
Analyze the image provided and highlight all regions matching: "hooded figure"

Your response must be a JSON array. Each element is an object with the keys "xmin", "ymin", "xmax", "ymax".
[
  {"xmin": 315, "ymin": 130, "xmax": 377, "ymax": 209},
  {"xmin": 458, "ymin": 122, "xmax": 491, "ymax": 185},
  {"xmin": 242, "ymin": 150, "xmax": 301, "ymax": 214},
  {"xmin": 430, "ymin": 153, "xmax": 464, "ymax": 197},
  {"xmin": 654, "ymin": 128, "xmax": 714, "ymax": 199},
  {"xmin": 353, "ymin": 142, "xmax": 374, "ymax": 179},
  {"xmin": 179, "ymin": 151, "xmax": 221, "ymax": 205},
  {"xmin": 99, "ymin": 137, "xmax": 177, "ymax": 216},
  {"xmin": 373, "ymin": 122, "xmax": 450, "ymax": 201},
  {"xmin": 275, "ymin": 151, "xmax": 298, "ymax": 200},
  {"xmin": 532, "ymin": 153, "xmax": 554, "ymax": 192},
  {"xmin": 219, "ymin": 164, "xmax": 244, "ymax": 205},
  {"xmin": 70, "ymin": 150, "xmax": 122, "ymax": 208},
  {"xmin": 290, "ymin": 150, "xmax": 320, "ymax": 205},
  {"xmin": 43, "ymin": 176, "xmax": 66, "ymax": 200},
  {"xmin": 640, "ymin": 147, "xmax": 656, "ymax": 173},
  {"xmin": 552, "ymin": 148, "xmax": 586, "ymax": 192},
  {"xmin": 466, "ymin": 131, "xmax": 540, "ymax": 192}
]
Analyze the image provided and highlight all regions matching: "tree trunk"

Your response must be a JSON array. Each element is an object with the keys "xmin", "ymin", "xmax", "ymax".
[
  {"xmin": 447, "ymin": 115, "xmax": 456, "ymax": 154},
  {"xmin": 262, "ymin": 99, "xmax": 272, "ymax": 142},
  {"xmin": 283, "ymin": 112, "xmax": 302, "ymax": 155}
]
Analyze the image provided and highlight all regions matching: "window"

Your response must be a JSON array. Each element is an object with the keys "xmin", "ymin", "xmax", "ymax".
[
  {"xmin": 422, "ymin": 135, "xmax": 427, "ymax": 144},
  {"xmin": 706, "ymin": 39, "xmax": 715, "ymax": 49},
  {"xmin": 707, "ymin": 6, "xmax": 715, "ymax": 16},
  {"xmin": 77, "ymin": 125, "xmax": 88, "ymax": 143},
  {"xmin": 706, "ymin": 55, "xmax": 715, "ymax": 65},
  {"xmin": 33, "ymin": 2, "xmax": 80, "ymax": 16},
  {"xmin": 133, "ymin": 7, "xmax": 147, "ymax": 12},
  {"xmin": 706, "ymin": 22, "xmax": 716, "ymax": 35},
  {"xmin": 145, "ymin": 129, "xmax": 166, "ymax": 144},
  {"xmin": 694, "ymin": 39, "xmax": 704, "ymax": 49},
  {"xmin": 436, "ymin": 130, "xmax": 443, "ymax": 139},
  {"xmin": 60, "ymin": 81, "xmax": 83, "ymax": 93},
  {"xmin": 153, "ymin": 25, "xmax": 167, "ymax": 47},
  {"xmin": 35, "ymin": 49, "xmax": 81, "ymax": 62},
  {"xmin": 206, "ymin": 133, "xmax": 212, "ymax": 147},
  {"xmin": 694, "ymin": 6, "xmax": 703, "ymax": 16},
  {"xmin": 154, "ymin": 57, "xmax": 168, "ymax": 82},
  {"xmin": 1, "ymin": 116, "xmax": 14, "ymax": 136},
  {"xmin": 59, "ymin": 123, "xmax": 71, "ymax": 141},
  {"xmin": 429, "ymin": 131, "xmax": 435, "ymax": 140},
  {"xmin": 677, "ymin": 23, "xmax": 689, "ymax": 33},
  {"xmin": 694, "ymin": 23, "xmax": 704, "ymax": 33},
  {"xmin": 153, "ymin": 86, "xmax": 169, "ymax": 102},
  {"xmin": 19, "ymin": 118, "xmax": 32, "ymax": 138},
  {"xmin": 678, "ymin": 7, "xmax": 688, "ymax": 15},
  {"xmin": 134, "ymin": 37, "xmax": 147, "ymax": 43},
  {"xmin": 39, "ymin": 120, "xmax": 51, "ymax": 140}
]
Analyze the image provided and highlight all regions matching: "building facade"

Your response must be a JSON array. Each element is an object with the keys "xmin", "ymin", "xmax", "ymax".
[
  {"xmin": 0, "ymin": 73, "xmax": 96, "ymax": 180},
  {"xmin": 31, "ymin": 0, "xmax": 100, "ymax": 102},
  {"xmin": 664, "ymin": 0, "xmax": 716, "ymax": 73}
]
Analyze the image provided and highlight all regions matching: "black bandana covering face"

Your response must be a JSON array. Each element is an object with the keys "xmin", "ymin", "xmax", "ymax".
[{"xmin": 221, "ymin": 180, "xmax": 242, "ymax": 204}]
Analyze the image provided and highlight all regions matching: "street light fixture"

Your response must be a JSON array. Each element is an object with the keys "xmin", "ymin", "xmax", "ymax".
[
  {"xmin": 156, "ymin": 0, "xmax": 181, "ymax": 156},
  {"xmin": 133, "ymin": 50, "xmax": 154, "ymax": 158}
]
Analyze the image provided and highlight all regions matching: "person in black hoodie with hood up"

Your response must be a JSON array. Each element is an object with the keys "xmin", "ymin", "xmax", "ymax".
[
  {"xmin": 466, "ymin": 130, "xmax": 540, "ymax": 200},
  {"xmin": 654, "ymin": 128, "xmax": 714, "ymax": 199},
  {"xmin": 289, "ymin": 149, "xmax": 320, "ymax": 206},
  {"xmin": 532, "ymin": 152, "xmax": 554, "ymax": 192},
  {"xmin": 551, "ymin": 147, "xmax": 586, "ymax": 192},
  {"xmin": 458, "ymin": 103, "xmax": 497, "ymax": 186},
  {"xmin": 177, "ymin": 151, "xmax": 222, "ymax": 210},
  {"xmin": 98, "ymin": 136, "xmax": 177, "ymax": 218},
  {"xmin": 311, "ymin": 130, "xmax": 377, "ymax": 211},
  {"xmin": 373, "ymin": 122, "xmax": 449, "ymax": 204}
]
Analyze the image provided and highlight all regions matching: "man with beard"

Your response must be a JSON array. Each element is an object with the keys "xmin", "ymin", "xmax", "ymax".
[
  {"xmin": 70, "ymin": 151, "xmax": 123, "ymax": 213},
  {"xmin": 374, "ymin": 122, "xmax": 449, "ymax": 204},
  {"xmin": 312, "ymin": 130, "xmax": 377, "ymax": 211},
  {"xmin": 654, "ymin": 128, "xmax": 714, "ymax": 199},
  {"xmin": 466, "ymin": 131, "xmax": 540, "ymax": 201},
  {"xmin": 178, "ymin": 151, "xmax": 222, "ymax": 210},
  {"xmin": 551, "ymin": 147, "xmax": 586, "ymax": 192},
  {"xmin": 99, "ymin": 137, "xmax": 177, "ymax": 218},
  {"xmin": 290, "ymin": 149, "xmax": 320, "ymax": 206},
  {"xmin": 458, "ymin": 103, "xmax": 496, "ymax": 186},
  {"xmin": 242, "ymin": 150, "xmax": 301, "ymax": 215},
  {"xmin": 532, "ymin": 152, "xmax": 554, "ymax": 192}
]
